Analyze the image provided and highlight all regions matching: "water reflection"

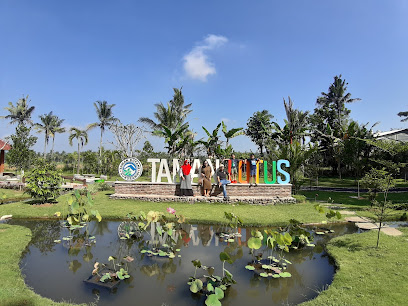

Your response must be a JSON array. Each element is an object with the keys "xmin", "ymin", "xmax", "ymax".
[{"xmin": 11, "ymin": 219, "xmax": 357, "ymax": 306}]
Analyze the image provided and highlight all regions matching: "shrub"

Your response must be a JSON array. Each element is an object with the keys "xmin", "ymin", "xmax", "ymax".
[
  {"xmin": 25, "ymin": 159, "xmax": 64, "ymax": 203},
  {"xmin": 293, "ymin": 194, "xmax": 307, "ymax": 203},
  {"xmin": 87, "ymin": 181, "xmax": 112, "ymax": 194}
]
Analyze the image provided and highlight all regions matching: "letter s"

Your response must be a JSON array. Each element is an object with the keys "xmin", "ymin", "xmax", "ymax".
[{"xmin": 277, "ymin": 160, "xmax": 290, "ymax": 184}]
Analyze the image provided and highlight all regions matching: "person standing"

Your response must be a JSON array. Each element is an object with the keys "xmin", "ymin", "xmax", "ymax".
[
  {"xmin": 230, "ymin": 153, "xmax": 239, "ymax": 183},
  {"xmin": 180, "ymin": 159, "xmax": 194, "ymax": 196},
  {"xmin": 216, "ymin": 164, "xmax": 231, "ymax": 200},
  {"xmin": 201, "ymin": 160, "xmax": 212, "ymax": 197},
  {"xmin": 246, "ymin": 153, "xmax": 259, "ymax": 186}
]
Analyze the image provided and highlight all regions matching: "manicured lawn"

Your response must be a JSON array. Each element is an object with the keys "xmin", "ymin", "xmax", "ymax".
[
  {"xmin": 0, "ymin": 224, "xmax": 83, "ymax": 306},
  {"xmin": 302, "ymin": 227, "xmax": 408, "ymax": 305},
  {"xmin": 0, "ymin": 191, "xmax": 331, "ymax": 226},
  {"xmin": 300, "ymin": 190, "xmax": 408, "ymax": 206},
  {"xmin": 300, "ymin": 190, "xmax": 407, "ymax": 221},
  {"xmin": 304, "ymin": 177, "xmax": 408, "ymax": 188}
]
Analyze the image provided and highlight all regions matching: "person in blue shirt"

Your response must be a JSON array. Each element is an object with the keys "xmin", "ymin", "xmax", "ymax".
[{"xmin": 246, "ymin": 153, "xmax": 259, "ymax": 186}]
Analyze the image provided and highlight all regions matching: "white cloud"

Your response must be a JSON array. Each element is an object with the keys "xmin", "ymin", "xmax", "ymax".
[{"xmin": 183, "ymin": 34, "xmax": 228, "ymax": 82}]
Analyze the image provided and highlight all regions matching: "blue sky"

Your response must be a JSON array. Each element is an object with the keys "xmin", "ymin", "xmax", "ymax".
[{"xmin": 1, "ymin": 0, "xmax": 407, "ymax": 154}]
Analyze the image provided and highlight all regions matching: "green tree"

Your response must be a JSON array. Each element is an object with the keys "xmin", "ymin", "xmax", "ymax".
[
  {"xmin": 49, "ymin": 115, "xmax": 65, "ymax": 159},
  {"xmin": 87, "ymin": 100, "xmax": 116, "ymax": 168},
  {"xmin": 2, "ymin": 95, "xmax": 35, "ymax": 126},
  {"xmin": 310, "ymin": 75, "xmax": 360, "ymax": 176},
  {"xmin": 153, "ymin": 123, "xmax": 190, "ymax": 156},
  {"xmin": 5, "ymin": 125, "xmax": 37, "ymax": 173},
  {"xmin": 25, "ymin": 159, "xmax": 64, "ymax": 204},
  {"xmin": 68, "ymin": 128, "xmax": 89, "ymax": 174},
  {"xmin": 139, "ymin": 88, "xmax": 192, "ymax": 131},
  {"xmin": 34, "ymin": 112, "xmax": 54, "ymax": 157},
  {"xmin": 246, "ymin": 110, "xmax": 273, "ymax": 156},
  {"xmin": 200, "ymin": 123, "xmax": 222, "ymax": 158},
  {"xmin": 221, "ymin": 121, "xmax": 244, "ymax": 148},
  {"xmin": 316, "ymin": 75, "xmax": 360, "ymax": 131}
]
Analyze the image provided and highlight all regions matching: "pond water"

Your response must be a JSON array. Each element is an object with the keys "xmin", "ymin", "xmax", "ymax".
[{"xmin": 11, "ymin": 219, "xmax": 358, "ymax": 306}]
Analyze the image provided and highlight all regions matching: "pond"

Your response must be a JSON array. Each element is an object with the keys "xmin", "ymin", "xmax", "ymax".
[{"xmin": 11, "ymin": 219, "xmax": 358, "ymax": 306}]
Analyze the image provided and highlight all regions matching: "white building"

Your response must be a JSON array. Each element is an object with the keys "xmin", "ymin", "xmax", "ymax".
[{"xmin": 374, "ymin": 128, "xmax": 408, "ymax": 142}]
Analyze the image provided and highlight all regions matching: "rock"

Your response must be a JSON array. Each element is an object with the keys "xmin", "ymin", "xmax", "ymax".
[{"xmin": 0, "ymin": 215, "xmax": 12, "ymax": 221}]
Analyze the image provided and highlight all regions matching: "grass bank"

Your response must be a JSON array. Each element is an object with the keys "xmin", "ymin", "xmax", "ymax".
[
  {"xmin": 302, "ymin": 227, "xmax": 408, "ymax": 305},
  {"xmin": 0, "ymin": 224, "xmax": 84, "ymax": 306},
  {"xmin": 0, "ymin": 191, "xmax": 330, "ymax": 226}
]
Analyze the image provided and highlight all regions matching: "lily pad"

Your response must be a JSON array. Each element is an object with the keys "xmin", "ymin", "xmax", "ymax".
[
  {"xmin": 260, "ymin": 272, "xmax": 269, "ymax": 277},
  {"xmin": 245, "ymin": 265, "xmax": 255, "ymax": 271},
  {"xmin": 279, "ymin": 272, "xmax": 292, "ymax": 278}
]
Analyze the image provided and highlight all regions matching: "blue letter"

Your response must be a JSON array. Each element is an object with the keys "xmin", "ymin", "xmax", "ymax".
[{"xmin": 277, "ymin": 160, "xmax": 290, "ymax": 184}]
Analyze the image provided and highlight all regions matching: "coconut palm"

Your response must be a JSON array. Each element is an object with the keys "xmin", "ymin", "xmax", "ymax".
[
  {"xmin": 139, "ymin": 88, "xmax": 192, "ymax": 132},
  {"xmin": 68, "ymin": 128, "xmax": 89, "ymax": 174},
  {"xmin": 87, "ymin": 100, "xmax": 116, "ymax": 167},
  {"xmin": 317, "ymin": 75, "xmax": 360, "ymax": 132},
  {"xmin": 2, "ymin": 95, "xmax": 35, "ymax": 126},
  {"xmin": 34, "ymin": 112, "xmax": 54, "ymax": 157},
  {"xmin": 49, "ymin": 115, "xmax": 65, "ymax": 159}
]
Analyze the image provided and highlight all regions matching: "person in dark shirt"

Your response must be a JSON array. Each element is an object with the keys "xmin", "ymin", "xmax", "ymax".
[{"xmin": 216, "ymin": 164, "xmax": 231, "ymax": 200}]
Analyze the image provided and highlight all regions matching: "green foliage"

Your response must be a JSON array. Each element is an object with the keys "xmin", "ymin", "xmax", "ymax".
[
  {"xmin": 87, "ymin": 181, "xmax": 112, "ymax": 194},
  {"xmin": 362, "ymin": 168, "xmax": 395, "ymax": 202},
  {"xmin": 293, "ymin": 194, "xmax": 307, "ymax": 203},
  {"xmin": 66, "ymin": 190, "xmax": 102, "ymax": 225},
  {"xmin": 5, "ymin": 124, "xmax": 37, "ymax": 171},
  {"xmin": 24, "ymin": 159, "xmax": 63, "ymax": 203},
  {"xmin": 246, "ymin": 110, "xmax": 273, "ymax": 156}
]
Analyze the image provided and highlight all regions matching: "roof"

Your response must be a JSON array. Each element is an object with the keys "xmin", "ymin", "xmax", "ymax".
[
  {"xmin": 0, "ymin": 139, "xmax": 11, "ymax": 150},
  {"xmin": 374, "ymin": 128, "xmax": 408, "ymax": 138}
]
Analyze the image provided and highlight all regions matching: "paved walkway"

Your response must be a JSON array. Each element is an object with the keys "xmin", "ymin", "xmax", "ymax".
[{"xmin": 345, "ymin": 216, "xmax": 403, "ymax": 236}]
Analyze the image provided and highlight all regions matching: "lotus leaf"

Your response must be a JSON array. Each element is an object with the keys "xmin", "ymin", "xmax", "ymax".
[
  {"xmin": 215, "ymin": 287, "xmax": 224, "ymax": 299},
  {"xmin": 190, "ymin": 279, "xmax": 203, "ymax": 293},
  {"xmin": 247, "ymin": 237, "xmax": 262, "ymax": 250},
  {"xmin": 205, "ymin": 294, "xmax": 221, "ymax": 306}
]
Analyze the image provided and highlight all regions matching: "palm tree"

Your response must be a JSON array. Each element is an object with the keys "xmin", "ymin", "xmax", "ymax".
[
  {"xmin": 273, "ymin": 97, "xmax": 309, "ymax": 145},
  {"xmin": 34, "ymin": 112, "xmax": 54, "ymax": 157},
  {"xmin": 317, "ymin": 75, "xmax": 360, "ymax": 132},
  {"xmin": 68, "ymin": 128, "xmax": 89, "ymax": 174},
  {"xmin": 87, "ymin": 101, "xmax": 116, "ymax": 168},
  {"xmin": 49, "ymin": 115, "xmax": 65, "ymax": 159},
  {"xmin": 139, "ymin": 88, "xmax": 192, "ymax": 157},
  {"xmin": 139, "ymin": 88, "xmax": 192, "ymax": 132},
  {"xmin": 2, "ymin": 95, "xmax": 35, "ymax": 126}
]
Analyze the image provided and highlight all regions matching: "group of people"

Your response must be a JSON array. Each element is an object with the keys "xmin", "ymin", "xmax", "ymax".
[{"xmin": 179, "ymin": 154, "xmax": 260, "ymax": 200}]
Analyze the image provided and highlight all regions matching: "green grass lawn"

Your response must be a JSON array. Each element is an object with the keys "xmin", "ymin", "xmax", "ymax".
[
  {"xmin": 0, "ymin": 191, "xmax": 332, "ymax": 226},
  {"xmin": 304, "ymin": 177, "xmax": 408, "ymax": 188},
  {"xmin": 300, "ymin": 190, "xmax": 408, "ymax": 206},
  {"xmin": 302, "ymin": 227, "xmax": 408, "ymax": 306},
  {"xmin": 299, "ymin": 190, "xmax": 407, "ymax": 221},
  {"xmin": 0, "ymin": 188, "xmax": 30, "ymax": 204},
  {"xmin": 0, "ymin": 224, "xmax": 84, "ymax": 306}
]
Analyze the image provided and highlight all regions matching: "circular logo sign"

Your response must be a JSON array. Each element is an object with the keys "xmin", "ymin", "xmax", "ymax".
[{"xmin": 118, "ymin": 158, "xmax": 143, "ymax": 181}]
